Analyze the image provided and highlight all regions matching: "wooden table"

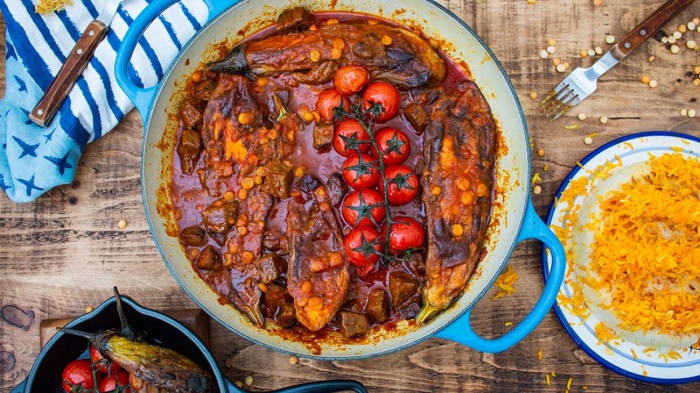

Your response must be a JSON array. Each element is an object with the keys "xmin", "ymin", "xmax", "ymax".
[{"xmin": 1, "ymin": 1, "xmax": 699, "ymax": 392}]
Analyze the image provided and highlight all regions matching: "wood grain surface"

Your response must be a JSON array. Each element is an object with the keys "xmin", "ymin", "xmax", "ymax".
[{"xmin": 2, "ymin": 1, "xmax": 700, "ymax": 392}]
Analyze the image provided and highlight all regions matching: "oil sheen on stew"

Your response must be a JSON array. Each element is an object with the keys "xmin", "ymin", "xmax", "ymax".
[{"xmin": 170, "ymin": 8, "xmax": 497, "ymax": 343}]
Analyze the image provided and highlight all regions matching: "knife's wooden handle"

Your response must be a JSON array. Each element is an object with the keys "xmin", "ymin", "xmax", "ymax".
[
  {"xmin": 612, "ymin": 0, "xmax": 696, "ymax": 59},
  {"xmin": 30, "ymin": 20, "xmax": 109, "ymax": 127}
]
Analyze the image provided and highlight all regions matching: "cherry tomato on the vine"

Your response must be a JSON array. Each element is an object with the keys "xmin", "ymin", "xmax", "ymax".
[
  {"xmin": 373, "ymin": 127, "xmax": 410, "ymax": 165},
  {"xmin": 333, "ymin": 65, "xmax": 370, "ymax": 96},
  {"xmin": 62, "ymin": 359, "xmax": 98, "ymax": 393},
  {"xmin": 316, "ymin": 88, "xmax": 350, "ymax": 121},
  {"xmin": 344, "ymin": 226, "xmax": 384, "ymax": 273},
  {"xmin": 91, "ymin": 345, "xmax": 121, "ymax": 374},
  {"xmin": 382, "ymin": 217, "xmax": 425, "ymax": 254},
  {"xmin": 342, "ymin": 153, "xmax": 380, "ymax": 189},
  {"xmin": 333, "ymin": 119, "xmax": 371, "ymax": 157},
  {"xmin": 98, "ymin": 370, "xmax": 131, "ymax": 393},
  {"xmin": 342, "ymin": 189, "xmax": 386, "ymax": 227},
  {"xmin": 379, "ymin": 165, "xmax": 419, "ymax": 205},
  {"xmin": 362, "ymin": 81, "xmax": 400, "ymax": 122}
]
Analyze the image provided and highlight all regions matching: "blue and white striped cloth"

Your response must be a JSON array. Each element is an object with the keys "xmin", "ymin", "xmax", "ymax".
[{"xmin": 0, "ymin": 0, "xmax": 208, "ymax": 202}]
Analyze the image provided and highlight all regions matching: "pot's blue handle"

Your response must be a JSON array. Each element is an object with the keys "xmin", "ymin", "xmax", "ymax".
[
  {"xmin": 434, "ymin": 200, "xmax": 565, "ymax": 353},
  {"xmin": 114, "ymin": 0, "xmax": 239, "ymax": 117},
  {"xmin": 225, "ymin": 377, "xmax": 368, "ymax": 393},
  {"xmin": 10, "ymin": 379, "xmax": 26, "ymax": 393}
]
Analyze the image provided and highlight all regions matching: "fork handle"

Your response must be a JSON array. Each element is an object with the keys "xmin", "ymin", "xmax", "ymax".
[{"xmin": 612, "ymin": 0, "xmax": 696, "ymax": 59}]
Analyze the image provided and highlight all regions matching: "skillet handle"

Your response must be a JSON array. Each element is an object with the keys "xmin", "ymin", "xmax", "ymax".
[
  {"xmin": 434, "ymin": 200, "xmax": 566, "ymax": 353},
  {"xmin": 224, "ymin": 378, "xmax": 368, "ymax": 393},
  {"xmin": 114, "ymin": 0, "xmax": 239, "ymax": 117}
]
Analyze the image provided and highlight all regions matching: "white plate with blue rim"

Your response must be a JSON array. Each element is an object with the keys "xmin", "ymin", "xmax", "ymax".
[{"xmin": 543, "ymin": 131, "xmax": 700, "ymax": 384}]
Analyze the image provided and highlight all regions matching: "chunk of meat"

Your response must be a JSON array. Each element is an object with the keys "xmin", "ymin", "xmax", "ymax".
[
  {"xmin": 262, "ymin": 229, "xmax": 290, "ymax": 256},
  {"xmin": 263, "ymin": 282, "xmax": 294, "ymax": 310},
  {"xmin": 325, "ymin": 173, "xmax": 348, "ymax": 206},
  {"xmin": 313, "ymin": 122, "xmax": 334, "ymax": 151},
  {"xmin": 179, "ymin": 99, "xmax": 203, "ymax": 130},
  {"xmin": 366, "ymin": 288, "xmax": 389, "ymax": 323},
  {"xmin": 276, "ymin": 7, "xmax": 314, "ymax": 34},
  {"xmin": 264, "ymin": 159, "xmax": 293, "ymax": 199},
  {"xmin": 255, "ymin": 253, "xmax": 285, "ymax": 284},
  {"xmin": 337, "ymin": 311, "xmax": 369, "ymax": 338},
  {"xmin": 179, "ymin": 225, "xmax": 207, "ymax": 247},
  {"xmin": 416, "ymin": 80, "xmax": 496, "ymax": 323},
  {"xmin": 299, "ymin": 172, "xmax": 322, "ymax": 193},
  {"xmin": 262, "ymin": 283, "xmax": 297, "ymax": 328},
  {"xmin": 177, "ymin": 129, "xmax": 202, "ymax": 176},
  {"xmin": 276, "ymin": 302, "xmax": 297, "ymax": 328},
  {"xmin": 193, "ymin": 78, "xmax": 218, "ymax": 102},
  {"xmin": 196, "ymin": 246, "xmax": 222, "ymax": 271},
  {"xmin": 210, "ymin": 17, "xmax": 445, "ymax": 89},
  {"xmin": 200, "ymin": 199, "xmax": 238, "ymax": 234},
  {"xmin": 263, "ymin": 282, "xmax": 292, "ymax": 310},
  {"xmin": 286, "ymin": 175, "xmax": 349, "ymax": 331},
  {"xmin": 389, "ymin": 271, "xmax": 419, "ymax": 307},
  {"xmin": 403, "ymin": 103, "xmax": 428, "ymax": 135}
]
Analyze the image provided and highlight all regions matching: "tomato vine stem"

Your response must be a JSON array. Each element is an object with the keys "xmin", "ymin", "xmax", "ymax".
[{"xmin": 334, "ymin": 102, "xmax": 409, "ymax": 265}]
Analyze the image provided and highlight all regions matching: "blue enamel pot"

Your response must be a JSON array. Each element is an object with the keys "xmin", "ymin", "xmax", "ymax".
[
  {"xmin": 10, "ymin": 296, "xmax": 367, "ymax": 393},
  {"xmin": 115, "ymin": 0, "xmax": 566, "ymax": 359}
]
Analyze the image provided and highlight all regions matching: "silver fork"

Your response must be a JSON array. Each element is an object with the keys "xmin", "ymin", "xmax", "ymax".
[{"xmin": 540, "ymin": 0, "xmax": 696, "ymax": 121}]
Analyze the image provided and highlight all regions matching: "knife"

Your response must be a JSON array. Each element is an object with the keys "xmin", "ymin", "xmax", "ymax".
[{"xmin": 30, "ymin": 0, "xmax": 125, "ymax": 127}]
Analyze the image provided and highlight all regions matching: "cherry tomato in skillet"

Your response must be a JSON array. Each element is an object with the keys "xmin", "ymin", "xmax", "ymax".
[
  {"xmin": 98, "ymin": 370, "xmax": 131, "ymax": 393},
  {"xmin": 362, "ymin": 81, "xmax": 400, "ymax": 122},
  {"xmin": 342, "ymin": 153, "xmax": 380, "ymax": 188},
  {"xmin": 342, "ymin": 189, "xmax": 387, "ymax": 227},
  {"xmin": 372, "ymin": 127, "xmax": 410, "ymax": 165},
  {"xmin": 90, "ymin": 345, "xmax": 122, "ymax": 374},
  {"xmin": 333, "ymin": 119, "xmax": 371, "ymax": 157},
  {"xmin": 316, "ymin": 88, "xmax": 350, "ymax": 121},
  {"xmin": 378, "ymin": 165, "xmax": 419, "ymax": 205},
  {"xmin": 62, "ymin": 359, "xmax": 98, "ymax": 393},
  {"xmin": 333, "ymin": 65, "xmax": 370, "ymax": 96},
  {"xmin": 382, "ymin": 217, "xmax": 425, "ymax": 254},
  {"xmin": 344, "ymin": 226, "xmax": 384, "ymax": 271}
]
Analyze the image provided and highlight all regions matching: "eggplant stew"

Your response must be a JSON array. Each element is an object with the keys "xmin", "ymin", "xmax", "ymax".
[{"xmin": 169, "ymin": 8, "xmax": 497, "ymax": 339}]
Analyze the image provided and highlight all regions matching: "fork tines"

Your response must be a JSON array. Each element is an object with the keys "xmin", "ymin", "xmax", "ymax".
[{"xmin": 538, "ymin": 83, "xmax": 580, "ymax": 121}]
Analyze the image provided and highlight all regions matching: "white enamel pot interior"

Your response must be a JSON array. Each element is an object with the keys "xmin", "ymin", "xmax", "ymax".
[{"xmin": 120, "ymin": 0, "xmax": 564, "ymax": 359}]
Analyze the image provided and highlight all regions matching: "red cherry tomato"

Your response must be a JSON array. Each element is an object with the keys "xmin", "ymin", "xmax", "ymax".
[
  {"xmin": 333, "ymin": 65, "xmax": 370, "ymax": 96},
  {"xmin": 373, "ymin": 127, "xmax": 410, "ymax": 165},
  {"xmin": 342, "ymin": 189, "xmax": 387, "ymax": 227},
  {"xmin": 333, "ymin": 119, "xmax": 371, "ymax": 157},
  {"xmin": 62, "ymin": 359, "xmax": 98, "ymax": 393},
  {"xmin": 90, "ymin": 345, "xmax": 122, "ymax": 374},
  {"xmin": 344, "ymin": 226, "xmax": 384, "ymax": 271},
  {"xmin": 378, "ymin": 165, "xmax": 419, "ymax": 205},
  {"xmin": 382, "ymin": 217, "xmax": 425, "ymax": 254},
  {"xmin": 342, "ymin": 153, "xmax": 380, "ymax": 189},
  {"xmin": 315, "ymin": 88, "xmax": 350, "ymax": 121},
  {"xmin": 362, "ymin": 81, "xmax": 400, "ymax": 122},
  {"xmin": 98, "ymin": 370, "xmax": 131, "ymax": 393}
]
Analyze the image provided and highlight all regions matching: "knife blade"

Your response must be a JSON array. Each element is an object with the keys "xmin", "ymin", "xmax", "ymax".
[{"xmin": 30, "ymin": 0, "xmax": 125, "ymax": 127}]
